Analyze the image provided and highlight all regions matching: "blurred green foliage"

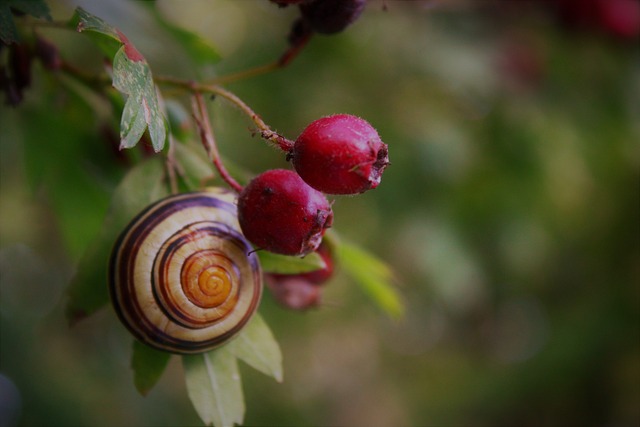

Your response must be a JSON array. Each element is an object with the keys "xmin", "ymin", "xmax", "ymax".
[{"xmin": 0, "ymin": 1, "xmax": 638, "ymax": 426}]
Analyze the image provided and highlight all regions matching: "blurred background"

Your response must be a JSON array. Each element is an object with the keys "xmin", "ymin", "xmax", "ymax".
[{"xmin": 1, "ymin": 0, "xmax": 639, "ymax": 426}]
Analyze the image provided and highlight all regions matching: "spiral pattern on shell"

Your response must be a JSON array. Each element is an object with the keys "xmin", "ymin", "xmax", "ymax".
[{"xmin": 108, "ymin": 188, "xmax": 262, "ymax": 354}]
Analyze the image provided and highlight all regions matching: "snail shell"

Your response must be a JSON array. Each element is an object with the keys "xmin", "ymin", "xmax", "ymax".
[{"xmin": 108, "ymin": 188, "xmax": 262, "ymax": 354}]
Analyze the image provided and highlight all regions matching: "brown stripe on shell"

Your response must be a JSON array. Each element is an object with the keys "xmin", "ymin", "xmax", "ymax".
[
  {"xmin": 108, "ymin": 189, "xmax": 262, "ymax": 354},
  {"xmin": 152, "ymin": 223, "xmax": 243, "ymax": 327}
]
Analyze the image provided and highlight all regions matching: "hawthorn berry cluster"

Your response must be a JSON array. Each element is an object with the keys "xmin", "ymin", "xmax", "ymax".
[
  {"xmin": 235, "ymin": 1, "xmax": 377, "ymax": 310},
  {"xmin": 237, "ymin": 114, "xmax": 389, "ymax": 309},
  {"xmin": 238, "ymin": 114, "xmax": 389, "ymax": 256}
]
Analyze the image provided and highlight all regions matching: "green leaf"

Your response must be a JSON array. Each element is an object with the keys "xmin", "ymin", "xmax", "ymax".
[
  {"xmin": 336, "ymin": 240, "xmax": 404, "ymax": 319},
  {"xmin": 183, "ymin": 347, "xmax": 245, "ymax": 427},
  {"xmin": 73, "ymin": 6, "xmax": 119, "ymax": 38},
  {"xmin": 131, "ymin": 340, "xmax": 172, "ymax": 396},
  {"xmin": 118, "ymin": 86, "xmax": 148, "ymax": 148},
  {"xmin": 112, "ymin": 51, "xmax": 165, "ymax": 152},
  {"xmin": 65, "ymin": 157, "xmax": 168, "ymax": 325},
  {"xmin": 73, "ymin": 7, "xmax": 168, "ymax": 152},
  {"xmin": 112, "ymin": 47, "xmax": 168, "ymax": 152},
  {"xmin": 257, "ymin": 250, "xmax": 326, "ymax": 275},
  {"xmin": 226, "ymin": 313, "xmax": 283, "ymax": 382},
  {"xmin": 71, "ymin": 7, "xmax": 122, "ymax": 57}
]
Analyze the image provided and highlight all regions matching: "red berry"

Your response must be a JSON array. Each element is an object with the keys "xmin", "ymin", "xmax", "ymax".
[
  {"xmin": 299, "ymin": 0, "xmax": 367, "ymax": 34},
  {"xmin": 552, "ymin": 0, "xmax": 640, "ymax": 39},
  {"xmin": 290, "ymin": 114, "xmax": 389, "ymax": 195},
  {"xmin": 238, "ymin": 169, "xmax": 333, "ymax": 256},
  {"xmin": 597, "ymin": 0, "xmax": 640, "ymax": 39},
  {"xmin": 266, "ymin": 276, "xmax": 322, "ymax": 310}
]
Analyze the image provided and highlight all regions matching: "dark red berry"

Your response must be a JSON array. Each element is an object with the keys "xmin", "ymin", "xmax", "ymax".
[
  {"xmin": 597, "ymin": 0, "xmax": 640, "ymax": 39},
  {"xmin": 551, "ymin": 0, "xmax": 640, "ymax": 39},
  {"xmin": 266, "ymin": 276, "xmax": 322, "ymax": 310},
  {"xmin": 238, "ymin": 169, "xmax": 333, "ymax": 256},
  {"xmin": 299, "ymin": 0, "xmax": 367, "ymax": 34},
  {"xmin": 290, "ymin": 114, "xmax": 389, "ymax": 195}
]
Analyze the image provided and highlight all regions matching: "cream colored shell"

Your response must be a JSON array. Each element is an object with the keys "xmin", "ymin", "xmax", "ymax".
[{"xmin": 109, "ymin": 188, "xmax": 262, "ymax": 354}]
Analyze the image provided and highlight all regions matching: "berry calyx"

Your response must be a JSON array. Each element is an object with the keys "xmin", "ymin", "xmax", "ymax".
[
  {"xmin": 238, "ymin": 169, "xmax": 333, "ymax": 256},
  {"xmin": 289, "ymin": 114, "xmax": 389, "ymax": 195},
  {"xmin": 299, "ymin": 0, "xmax": 367, "ymax": 34}
]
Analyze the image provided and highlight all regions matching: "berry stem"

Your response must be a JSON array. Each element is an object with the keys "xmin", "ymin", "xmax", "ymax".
[
  {"xmin": 204, "ymin": 62, "xmax": 280, "ymax": 87},
  {"xmin": 157, "ymin": 76, "xmax": 295, "ymax": 152},
  {"xmin": 207, "ymin": 84, "xmax": 295, "ymax": 152},
  {"xmin": 192, "ymin": 92, "xmax": 244, "ymax": 193},
  {"xmin": 203, "ymin": 28, "xmax": 312, "ymax": 86}
]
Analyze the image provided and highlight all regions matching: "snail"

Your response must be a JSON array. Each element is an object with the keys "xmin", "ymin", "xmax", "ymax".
[{"xmin": 108, "ymin": 188, "xmax": 262, "ymax": 354}]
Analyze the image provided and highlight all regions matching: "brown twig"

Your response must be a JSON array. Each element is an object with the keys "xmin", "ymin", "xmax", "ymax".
[
  {"xmin": 204, "ymin": 25, "xmax": 313, "ymax": 86},
  {"xmin": 157, "ymin": 77, "xmax": 295, "ymax": 152},
  {"xmin": 191, "ymin": 92, "xmax": 244, "ymax": 193}
]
